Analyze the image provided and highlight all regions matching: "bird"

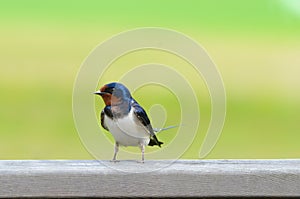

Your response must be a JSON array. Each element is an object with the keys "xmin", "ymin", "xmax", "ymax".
[{"xmin": 94, "ymin": 82, "xmax": 163, "ymax": 163}]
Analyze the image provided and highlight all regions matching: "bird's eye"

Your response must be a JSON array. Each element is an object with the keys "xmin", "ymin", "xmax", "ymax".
[{"xmin": 106, "ymin": 87, "xmax": 115, "ymax": 94}]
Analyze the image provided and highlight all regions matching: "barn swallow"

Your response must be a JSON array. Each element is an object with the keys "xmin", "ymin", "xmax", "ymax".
[{"xmin": 94, "ymin": 82, "xmax": 163, "ymax": 163}]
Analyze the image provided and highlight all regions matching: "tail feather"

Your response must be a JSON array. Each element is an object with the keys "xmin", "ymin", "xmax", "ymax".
[
  {"xmin": 148, "ymin": 125, "xmax": 179, "ymax": 147},
  {"xmin": 148, "ymin": 137, "xmax": 163, "ymax": 147},
  {"xmin": 153, "ymin": 125, "xmax": 179, "ymax": 134}
]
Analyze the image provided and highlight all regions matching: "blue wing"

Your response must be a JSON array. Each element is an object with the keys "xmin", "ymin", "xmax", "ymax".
[
  {"xmin": 131, "ymin": 99, "xmax": 163, "ymax": 147},
  {"xmin": 101, "ymin": 106, "xmax": 113, "ymax": 131}
]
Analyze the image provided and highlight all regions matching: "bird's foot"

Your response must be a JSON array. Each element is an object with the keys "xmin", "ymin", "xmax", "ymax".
[
  {"xmin": 110, "ymin": 159, "xmax": 120, "ymax": 163},
  {"xmin": 136, "ymin": 160, "xmax": 145, "ymax": 164}
]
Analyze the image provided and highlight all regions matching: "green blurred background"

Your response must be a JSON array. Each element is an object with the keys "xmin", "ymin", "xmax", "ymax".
[{"xmin": 1, "ymin": 0, "xmax": 300, "ymax": 159}]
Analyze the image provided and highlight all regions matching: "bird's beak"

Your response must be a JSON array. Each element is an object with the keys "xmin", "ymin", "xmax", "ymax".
[{"xmin": 93, "ymin": 91, "xmax": 105, "ymax": 95}]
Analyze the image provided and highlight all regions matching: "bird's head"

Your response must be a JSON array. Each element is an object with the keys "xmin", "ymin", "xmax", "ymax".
[{"xmin": 94, "ymin": 82, "xmax": 131, "ymax": 106}]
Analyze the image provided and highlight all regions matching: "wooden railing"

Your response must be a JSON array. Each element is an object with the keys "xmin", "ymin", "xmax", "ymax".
[{"xmin": 0, "ymin": 159, "xmax": 300, "ymax": 197}]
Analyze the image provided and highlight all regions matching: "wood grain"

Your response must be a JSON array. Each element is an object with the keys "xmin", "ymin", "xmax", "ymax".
[{"xmin": 0, "ymin": 159, "xmax": 300, "ymax": 197}]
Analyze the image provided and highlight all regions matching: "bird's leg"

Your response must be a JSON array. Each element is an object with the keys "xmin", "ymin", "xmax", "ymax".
[
  {"xmin": 137, "ymin": 144, "xmax": 145, "ymax": 163},
  {"xmin": 111, "ymin": 142, "xmax": 119, "ymax": 163}
]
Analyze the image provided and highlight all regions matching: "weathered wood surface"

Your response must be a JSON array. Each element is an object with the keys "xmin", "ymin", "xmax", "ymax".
[{"xmin": 0, "ymin": 159, "xmax": 300, "ymax": 197}]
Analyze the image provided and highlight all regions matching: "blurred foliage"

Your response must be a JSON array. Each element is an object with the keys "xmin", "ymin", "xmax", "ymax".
[{"xmin": 0, "ymin": 0, "xmax": 299, "ymax": 159}]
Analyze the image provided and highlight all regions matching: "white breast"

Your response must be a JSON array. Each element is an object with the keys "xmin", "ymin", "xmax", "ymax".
[{"xmin": 104, "ymin": 109, "xmax": 150, "ymax": 146}]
